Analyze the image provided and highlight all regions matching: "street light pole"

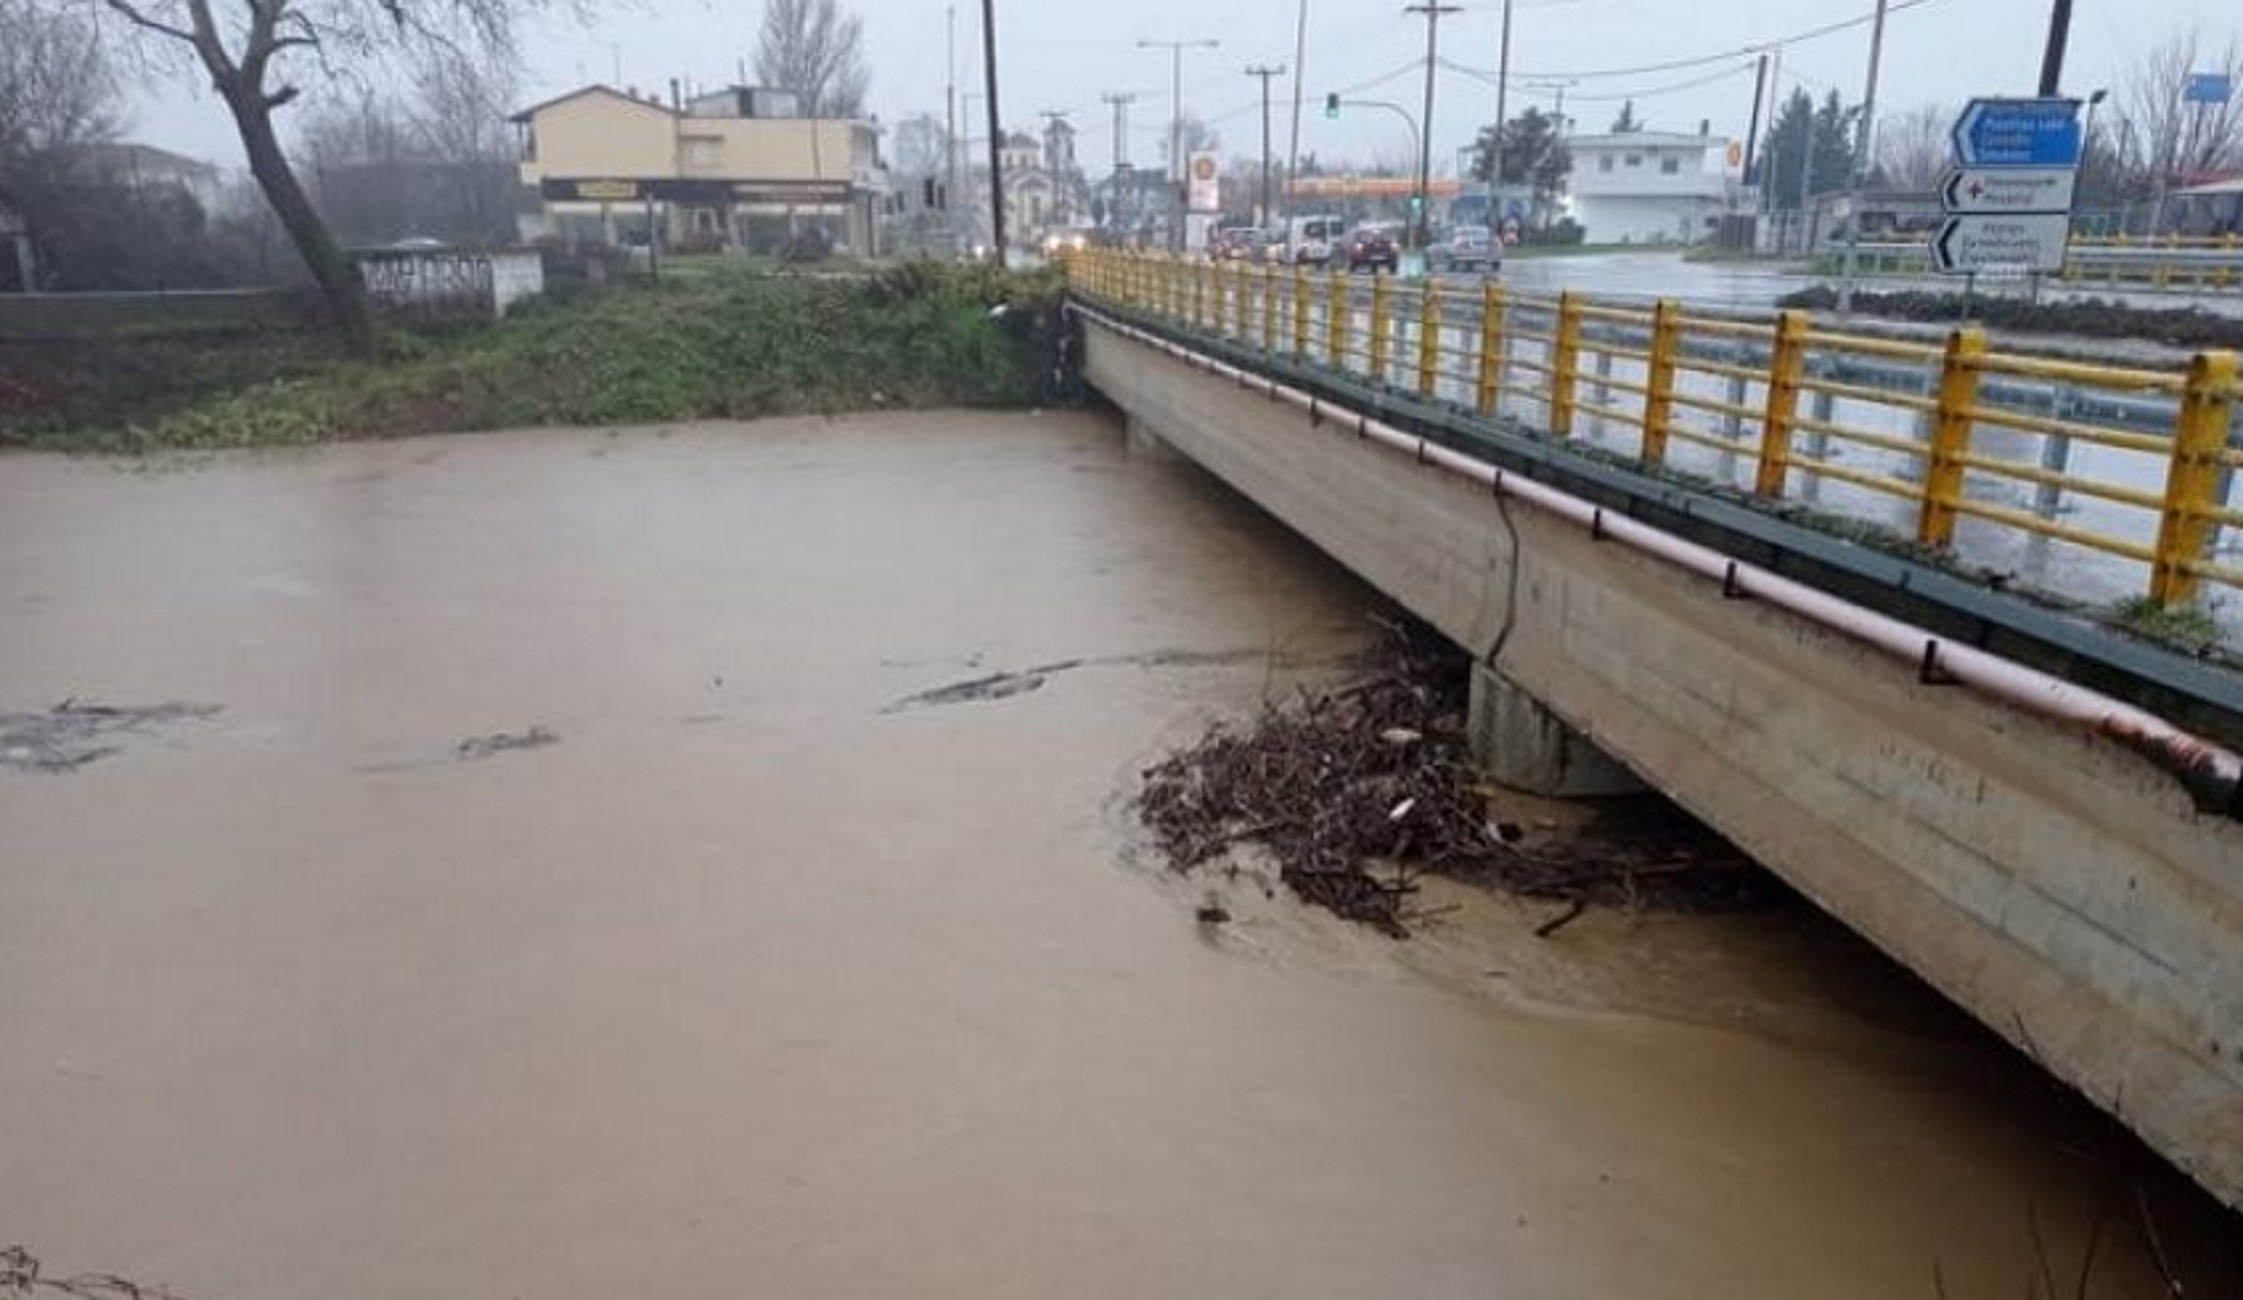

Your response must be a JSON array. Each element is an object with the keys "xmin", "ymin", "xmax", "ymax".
[
  {"xmin": 1102, "ymin": 91, "xmax": 1136, "ymax": 232},
  {"xmin": 1285, "ymin": 0, "xmax": 1310, "ymax": 227},
  {"xmin": 1140, "ymin": 37, "xmax": 1220, "ymax": 253},
  {"xmin": 1246, "ymin": 64, "xmax": 1288, "ymax": 228},
  {"xmin": 1836, "ymin": 0, "xmax": 1889, "ymax": 312},
  {"xmin": 1405, "ymin": 2, "xmax": 1460, "ymax": 254}
]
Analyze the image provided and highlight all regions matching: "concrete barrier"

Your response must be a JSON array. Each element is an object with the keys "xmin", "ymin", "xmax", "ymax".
[{"xmin": 1083, "ymin": 315, "xmax": 2243, "ymax": 1207}]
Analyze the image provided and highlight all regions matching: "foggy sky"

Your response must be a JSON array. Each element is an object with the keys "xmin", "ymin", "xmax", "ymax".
[{"xmin": 124, "ymin": 0, "xmax": 2238, "ymax": 177}]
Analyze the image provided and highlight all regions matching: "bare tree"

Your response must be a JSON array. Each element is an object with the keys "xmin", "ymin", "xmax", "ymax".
[
  {"xmin": 2110, "ymin": 28, "xmax": 2243, "ymax": 190},
  {"xmin": 0, "ymin": 0, "xmax": 122, "ymax": 286},
  {"xmin": 97, "ymin": 0, "xmax": 544, "ymax": 347},
  {"xmin": 407, "ymin": 48, "xmax": 521, "ymax": 239},
  {"xmin": 297, "ymin": 59, "xmax": 519, "ymax": 246},
  {"xmin": 1873, "ymin": 103, "xmax": 1950, "ymax": 192},
  {"xmin": 0, "ymin": 0, "xmax": 117, "ymax": 169},
  {"xmin": 753, "ymin": 0, "xmax": 869, "ymax": 119}
]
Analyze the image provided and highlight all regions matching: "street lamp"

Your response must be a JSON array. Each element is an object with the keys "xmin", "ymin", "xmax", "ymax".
[
  {"xmin": 1139, "ymin": 37, "xmax": 1220, "ymax": 252},
  {"xmin": 2081, "ymin": 87, "xmax": 2109, "ymax": 219},
  {"xmin": 1333, "ymin": 96, "xmax": 1423, "ymax": 230}
]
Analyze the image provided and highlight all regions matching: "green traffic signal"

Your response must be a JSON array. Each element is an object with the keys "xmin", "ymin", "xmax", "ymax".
[{"xmin": 1324, "ymin": 93, "xmax": 1340, "ymax": 119}]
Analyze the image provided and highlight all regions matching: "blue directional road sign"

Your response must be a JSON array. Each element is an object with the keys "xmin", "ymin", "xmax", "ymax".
[
  {"xmin": 1950, "ymin": 98, "xmax": 2081, "ymax": 169},
  {"xmin": 2184, "ymin": 73, "xmax": 2233, "ymax": 105}
]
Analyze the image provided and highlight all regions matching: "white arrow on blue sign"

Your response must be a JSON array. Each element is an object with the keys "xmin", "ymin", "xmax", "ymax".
[{"xmin": 1950, "ymin": 98, "xmax": 2082, "ymax": 169}]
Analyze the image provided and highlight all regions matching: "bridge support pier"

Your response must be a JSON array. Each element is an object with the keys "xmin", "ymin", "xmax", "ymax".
[
  {"xmin": 1125, "ymin": 414, "xmax": 1179, "ymax": 460},
  {"xmin": 1467, "ymin": 662, "xmax": 1643, "ymax": 798}
]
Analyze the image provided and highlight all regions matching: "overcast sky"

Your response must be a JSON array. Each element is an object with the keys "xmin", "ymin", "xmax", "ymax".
[{"xmin": 128, "ymin": 0, "xmax": 2239, "ymax": 175}]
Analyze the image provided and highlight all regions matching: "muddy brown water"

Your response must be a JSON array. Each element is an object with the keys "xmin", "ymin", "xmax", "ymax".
[{"xmin": 1, "ymin": 412, "xmax": 2235, "ymax": 1299}]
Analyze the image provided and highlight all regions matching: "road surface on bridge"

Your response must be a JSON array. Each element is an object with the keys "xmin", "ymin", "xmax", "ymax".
[{"xmin": 2, "ymin": 414, "xmax": 2236, "ymax": 1297}]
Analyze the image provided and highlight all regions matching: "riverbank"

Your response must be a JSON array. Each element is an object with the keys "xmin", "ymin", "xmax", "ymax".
[{"xmin": 0, "ymin": 262, "xmax": 1064, "ymax": 452}]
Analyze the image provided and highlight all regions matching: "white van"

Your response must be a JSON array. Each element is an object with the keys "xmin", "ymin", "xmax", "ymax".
[{"xmin": 1282, "ymin": 214, "xmax": 1349, "ymax": 267}]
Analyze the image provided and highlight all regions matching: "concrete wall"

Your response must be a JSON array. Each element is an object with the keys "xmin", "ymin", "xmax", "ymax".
[
  {"xmin": 354, "ymin": 249, "xmax": 544, "ymax": 319},
  {"xmin": 520, "ymin": 89, "xmax": 680, "ymax": 183},
  {"xmin": 0, "ymin": 289, "xmax": 310, "ymax": 340},
  {"xmin": 1083, "ymin": 318, "xmax": 2243, "ymax": 1208},
  {"xmin": 520, "ymin": 89, "xmax": 873, "ymax": 188}
]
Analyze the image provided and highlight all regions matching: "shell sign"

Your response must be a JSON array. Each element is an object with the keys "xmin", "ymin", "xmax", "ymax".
[{"xmin": 1187, "ymin": 151, "xmax": 1221, "ymax": 213}]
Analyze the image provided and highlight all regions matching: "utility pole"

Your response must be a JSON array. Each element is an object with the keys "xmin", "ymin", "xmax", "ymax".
[
  {"xmin": 1246, "ymin": 64, "xmax": 1287, "ymax": 228},
  {"xmin": 1139, "ymin": 37, "xmax": 1220, "ymax": 252},
  {"xmin": 1285, "ymin": 0, "xmax": 1310, "ymax": 228},
  {"xmin": 1102, "ymin": 91, "xmax": 1136, "ymax": 231},
  {"xmin": 981, "ymin": 0, "xmax": 1004, "ymax": 263},
  {"xmin": 1491, "ymin": 0, "xmax": 1513, "ymax": 221},
  {"xmin": 1405, "ymin": 2, "xmax": 1460, "ymax": 254},
  {"xmin": 946, "ymin": 6, "xmax": 960, "ymax": 253},
  {"xmin": 1762, "ymin": 43, "xmax": 1785, "ymax": 219},
  {"xmin": 1743, "ymin": 53, "xmax": 1769, "ymax": 193},
  {"xmin": 1836, "ymin": 0, "xmax": 1889, "ymax": 311},
  {"xmin": 1038, "ymin": 108, "xmax": 1073, "ymax": 228},
  {"xmin": 2037, "ymin": 0, "xmax": 2074, "ymax": 97}
]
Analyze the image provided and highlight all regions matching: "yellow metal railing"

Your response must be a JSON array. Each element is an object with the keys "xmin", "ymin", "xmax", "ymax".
[{"xmin": 1067, "ymin": 248, "xmax": 2243, "ymax": 610}]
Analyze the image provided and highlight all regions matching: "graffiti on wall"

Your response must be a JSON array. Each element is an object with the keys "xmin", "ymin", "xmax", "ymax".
[
  {"xmin": 353, "ymin": 249, "xmax": 544, "ymax": 319},
  {"xmin": 358, "ymin": 252, "xmax": 495, "ymax": 313}
]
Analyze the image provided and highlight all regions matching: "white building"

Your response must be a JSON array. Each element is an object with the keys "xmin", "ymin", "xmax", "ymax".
[{"xmin": 1565, "ymin": 131, "xmax": 1742, "ymax": 245}]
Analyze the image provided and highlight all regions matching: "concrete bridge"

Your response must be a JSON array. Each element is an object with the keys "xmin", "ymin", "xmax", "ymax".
[{"xmin": 1065, "ymin": 251, "xmax": 2243, "ymax": 1208}]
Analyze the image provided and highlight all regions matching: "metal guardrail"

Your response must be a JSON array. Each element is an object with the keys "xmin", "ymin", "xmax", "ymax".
[
  {"xmin": 1834, "ymin": 234, "xmax": 2243, "ymax": 291},
  {"xmin": 1068, "ymin": 248, "xmax": 2243, "ymax": 611}
]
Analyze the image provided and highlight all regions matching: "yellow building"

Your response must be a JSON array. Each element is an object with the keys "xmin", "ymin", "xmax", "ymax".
[{"xmin": 511, "ymin": 84, "xmax": 888, "ymax": 254}]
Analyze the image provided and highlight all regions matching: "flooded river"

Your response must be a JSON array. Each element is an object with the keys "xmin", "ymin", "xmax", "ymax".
[{"xmin": 2, "ymin": 412, "xmax": 2235, "ymax": 1298}]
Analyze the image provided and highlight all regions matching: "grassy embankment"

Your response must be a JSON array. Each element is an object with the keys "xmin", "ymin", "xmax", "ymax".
[{"xmin": 0, "ymin": 261, "xmax": 1065, "ymax": 453}]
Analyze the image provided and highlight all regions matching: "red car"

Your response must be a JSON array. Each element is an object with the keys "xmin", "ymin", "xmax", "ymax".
[{"xmin": 1343, "ymin": 223, "xmax": 1399, "ymax": 273}]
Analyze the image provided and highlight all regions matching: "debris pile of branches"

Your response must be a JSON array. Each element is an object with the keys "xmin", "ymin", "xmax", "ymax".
[
  {"xmin": 3, "ymin": 1247, "xmax": 188, "ymax": 1300},
  {"xmin": 1138, "ymin": 624, "xmax": 1778, "ymax": 937}
]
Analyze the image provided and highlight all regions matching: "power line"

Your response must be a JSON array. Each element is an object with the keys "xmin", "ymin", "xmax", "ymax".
[
  {"xmin": 1444, "ymin": 0, "xmax": 1939, "ymax": 83},
  {"xmin": 1441, "ymin": 56, "xmax": 1758, "ymax": 104}
]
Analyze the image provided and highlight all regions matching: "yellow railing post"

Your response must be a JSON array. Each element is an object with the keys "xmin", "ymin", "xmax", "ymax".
[
  {"xmin": 1550, "ymin": 291, "xmax": 1584, "ymax": 437},
  {"xmin": 1475, "ymin": 280, "xmax": 1507, "ymax": 417},
  {"xmin": 1241, "ymin": 261, "xmax": 1255, "ymax": 342},
  {"xmin": 1292, "ymin": 263, "xmax": 1312, "ymax": 360},
  {"xmin": 1211, "ymin": 260, "xmax": 1228, "ymax": 336},
  {"xmin": 1919, "ymin": 326, "xmax": 1987, "ymax": 547},
  {"xmin": 1755, "ymin": 309, "xmax": 1811, "ymax": 497},
  {"xmin": 1417, "ymin": 282, "xmax": 1442, "ymax": 398},
  {"xmin": 1193, "ymin": 259, "xmax": 1209, "ymax": 331},
  {"xmin": 1368, "ymin": 274, "xmax": 1392, "ymax": 384},
  {"xmin": 1262, "ymin": 262, "xmax": 1279, "ymax": 352},
  {"xmin": 1641, "ymin": 299, "xmax": 1682, "ymax": 464},
  {"xmin": 2149, "ymin": 350, "xmax": 2240, "ymax": 606},
  {"xmin": 1326, "ymin": 269, "xmax": 1347, "ymax": 367}
]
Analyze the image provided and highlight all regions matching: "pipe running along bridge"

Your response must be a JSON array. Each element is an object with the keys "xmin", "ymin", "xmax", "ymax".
[{"xmin": 1061, "ymin": 248, "xmax": 2243, "ymax": 1209}]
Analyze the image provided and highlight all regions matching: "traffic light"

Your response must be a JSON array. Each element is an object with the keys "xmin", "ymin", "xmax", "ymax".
[
  {"xmin": 923, "ymin": 177, "xmax": 937, "ymax": 208},
  {"xmin": 1324, "ymin": 93, "xmax": 1340, "ymax": 119}
]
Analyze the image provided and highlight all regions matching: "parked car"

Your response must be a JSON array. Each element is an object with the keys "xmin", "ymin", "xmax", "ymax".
[
  {"xmin": 1208, "ymin": 224, "xmax": 1263, "ymax": 261},
  {"xmin": 1342, "ymin": 223, "xmax": 1399, "ymax": 273},
  {"xmin": 1281, "ymin": 213, "xmax": 1349, "ymax": 267},
  {"xmin": 1429, "ymin": 223, "xmax": 1500, "ymax": 274}
]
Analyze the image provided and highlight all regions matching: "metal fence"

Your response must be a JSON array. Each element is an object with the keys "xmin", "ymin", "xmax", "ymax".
[
  {"xmin": 1823, "ymin": 233, "xmax": 2243, "ymax": 292},
  {"xmin": 1068, "ymin": 248, "xmax": 2243, "ymax": 612}
]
